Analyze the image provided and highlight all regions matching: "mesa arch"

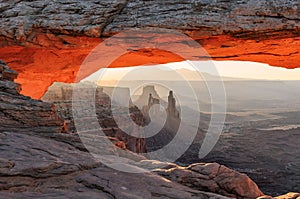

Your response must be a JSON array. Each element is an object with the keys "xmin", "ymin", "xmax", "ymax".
[{"xmin": 0, "ymin": 0, "xmax": 299, "ymax": 99}]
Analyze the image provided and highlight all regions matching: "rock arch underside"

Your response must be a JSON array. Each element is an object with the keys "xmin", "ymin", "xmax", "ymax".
[
  {"xmin": 1, "ymin": 1, "xmax": 300, "ymax": 198},
  {"xmin": 0, "ymin": 0, "xmax": 299, "ymax": 98}
]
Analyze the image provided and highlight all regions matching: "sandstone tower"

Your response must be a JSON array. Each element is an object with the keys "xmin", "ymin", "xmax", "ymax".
[{"xmin": 167, "ymin": 91, "xmax": 180, "ymax": 119}]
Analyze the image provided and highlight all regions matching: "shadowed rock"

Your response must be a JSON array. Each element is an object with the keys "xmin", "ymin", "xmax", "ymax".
[
  {"xmin": 0, "ymin": 61, "xmax": 64, "ymax": 133},
  {"xmin": 0, "ymin": 131, "xmax": 237, "ymax": 199}
]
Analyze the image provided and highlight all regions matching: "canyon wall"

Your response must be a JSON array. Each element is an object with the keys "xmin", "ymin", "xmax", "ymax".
[
  {"xmin": 0, "ymin": 0, "xmax": 299, "ymax": 98},
  {"xmin": 42, "ymin": 83, "xmax": 184, "ymax": 154},
  {"xmin": 42, "ymin": 82, "xmax": 147, "ymax": 153}
]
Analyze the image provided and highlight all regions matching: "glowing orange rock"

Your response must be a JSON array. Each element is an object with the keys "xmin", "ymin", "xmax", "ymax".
[{"xmin": 0, "ymin": 34, "xmax": 299, "ymax": 99}]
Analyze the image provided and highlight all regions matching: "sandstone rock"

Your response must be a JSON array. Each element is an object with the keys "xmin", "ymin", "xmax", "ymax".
[
  {"xmin": 0, "ymin": 131, "xmax": 233, "ymax": 199},
  {"xmin": 155, "ymin": 162, "xmax": 264, "ymax": 199},
  {"xmin": 0, "ymin": 0, "xmax": 299, "ymax": 45},
  {"xmin": 0, "ymin": 61, "xmax": 64, "ymax": 133},
  {"xmin": 2, "ymin": 68, "xmax": 18, "ymax": 81},
  {"xmin": 198, "ymin": 127, "xmax": 300, "ymax": 195},
  {"xmin": 42, "ymin": 82, "xmax": 185, "ymax": 154},
  {"xmin": 0, "ymin": 79, "xmax": 21, "ymax": 95},
  {"xmin": 42, "ymin": 81, "xmax": 148, "ymax": 153},
  {"xmin": 275, "ymin": 193, "xmax": 300, "ymax": 199},
  {"xmin": 0, "ymin": 1, "xmax": 300, "ymax": 99},
  {"xmin": 135, "ymin": 85, "xmax": 162, "ymax": 108},
  {"xmin": 258, "ymin": 192, "xmax": 300, "ymax": 199},
  {"xmin": 257, "ymin": 196, "xmax": 274, "ymax": 199}
]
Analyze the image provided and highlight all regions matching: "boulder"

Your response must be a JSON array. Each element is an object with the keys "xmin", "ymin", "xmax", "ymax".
[{"xmin": 155, "ymin": 162, "xmax": 264, "ymax": 199}]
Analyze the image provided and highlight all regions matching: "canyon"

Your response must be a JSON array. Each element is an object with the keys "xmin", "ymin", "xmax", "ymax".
[
  {"xmin": 42, "ymin": 82, "xmax": 183, "ymax": 154},
  {"xmin": 0, "ymin": 60, "xmax": 267, "ymax": 199},
  {"xmin": 0, "ymin": 65, "xmax": 298, "ymax": 197},
  {"xmin": 42, "ymin": 79, "xmax": 300, "ymax": 196},
  {"xmin": 0, "ymin": 1, "xmax": 299, "ymax": 198}
]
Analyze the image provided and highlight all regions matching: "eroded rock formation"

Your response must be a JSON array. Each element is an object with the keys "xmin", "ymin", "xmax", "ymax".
[
  {"xmin": 42, "ymin": 83, "xmax": 182, "ymax": 154},
  {"xmin": 0, "ymin": 0, "xmax": 299, "ymax": 98},
  {"xmin": 42, "ymin": 81, "xmax": 147, "ymax": 153},
  {"xmin": 0, "ymin": 131, "xmax": 265, "ymax": 199},
  {"xmin": 0, "ymin": 60, "xmax": 63, "ymax": 133},
  {"xmin": 0, "ymin": 64, "xmax": 297, "ymax": 198},
  {"xmin": 0, "ymin": 2, "xmax": 299, "ymax": 198},
  {"xmin": 167, "ymin": 90, "xmax": 180, "ymax": 120},
  {"xmin": 155, "ymin": 162, "xmax": 264, "ymax": 199},
  {"xmin": 135, "ymin": 86, "xmax": 162, "ymax": 109}
]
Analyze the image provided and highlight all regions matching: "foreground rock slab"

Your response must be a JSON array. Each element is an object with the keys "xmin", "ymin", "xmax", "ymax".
[{"xmin": 0, "ymin": 132, "xmax": 232, "ymax": 199}]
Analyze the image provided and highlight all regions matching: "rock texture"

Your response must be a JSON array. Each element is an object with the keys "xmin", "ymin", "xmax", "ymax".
[
  {"xmin": 0, "ymin": 0, "xmax": 300, "ymax": 98},
  {"xmin": 274, "ymin": 193, "xmax": 300, "ymax": 199},
  {"xmin": 0, "ymin": 60, "xmax": 63, "ymax": 133},
  {"xmin": 197, "ymin": 127, "xmax": 300, "ymax": 196},
  {"xmin": 155, "ymin": 162, "xmax": 264, "ymax": 199},
  {"xmin": 0, "ymin": 0, "xmax": 299, "ymax": 44},
  {"xmin": 0, "ymin": 130, "xmax": 264, "ymax": 199},
  {"xmin": 258, "ymin": 192, "xmax": 300, "ymax": 199},
  {"xmin": 135, "ymin": 85, "xmax": 163, "ymax": 109}
]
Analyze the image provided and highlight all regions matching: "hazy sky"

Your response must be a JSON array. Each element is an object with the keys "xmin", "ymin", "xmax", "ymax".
[
  {"xmin": 212, "ymin": 61, "xmax": 300, "ymax": 80},
  {"xmin": 83, "ymin": 60, "xmax": 300, "ymax": 82}
]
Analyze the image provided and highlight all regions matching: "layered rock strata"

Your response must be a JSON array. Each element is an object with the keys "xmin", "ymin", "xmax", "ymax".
[
  {"xmin": 0, "ymin": 131, "xmax": 264, "ymax": 199},
  {"xmin": 0, "ymin": 60, "xmax": 63, "ymax": 133},
  {"xmin": 0, "ymin": 1, "xmax": 299, "ymax": 98}
]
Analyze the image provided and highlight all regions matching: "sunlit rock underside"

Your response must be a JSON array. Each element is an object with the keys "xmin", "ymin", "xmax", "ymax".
[{"xmin": 0, "ymin": 0, "xmax": 299, "ymax": 98}]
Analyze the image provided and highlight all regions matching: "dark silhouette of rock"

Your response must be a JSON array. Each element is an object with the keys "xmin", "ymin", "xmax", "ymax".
[
  {"xmin": 141, "ymin": 93, "xmax": 160, "ymax": 124},
  {"xmin": 167, "ymin": 91, "xmax": 180, "ymax": 119},
  {"xmin": 138, "ymin": 88, "xmax": 181, "ymax": 152}
]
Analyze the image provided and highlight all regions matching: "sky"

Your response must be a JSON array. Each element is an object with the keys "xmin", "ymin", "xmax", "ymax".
[
  {"xmin": 82, "ymin": 60, "xmax": 300, "ymax": 82},
  {"xmin": 212, "ymin": 61, "xmax": 300, "ymax": 80}
]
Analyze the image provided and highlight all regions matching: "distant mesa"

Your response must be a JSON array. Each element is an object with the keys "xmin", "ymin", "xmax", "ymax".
[
  {"xmin": 140, "ymin": 87, "xmax": 180, "ymax": 125},
  {"xmin": 134, "ymin": 85, "xmax": 162, "ymax": 108}
]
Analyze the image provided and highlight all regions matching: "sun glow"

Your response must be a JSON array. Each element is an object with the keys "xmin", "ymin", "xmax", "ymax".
[{"xmin": 82, "ymin": 60, "xmax": 300, "ymax": 83}]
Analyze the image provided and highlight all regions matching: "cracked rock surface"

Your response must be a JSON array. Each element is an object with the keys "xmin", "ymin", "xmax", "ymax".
[
  {"xmin": 0, "ymin": 131, "xmax": 233, "ymax": 199},
  {"xmin": 0, "ymin": 0, "xmax": 299, "ymax": 43}
]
